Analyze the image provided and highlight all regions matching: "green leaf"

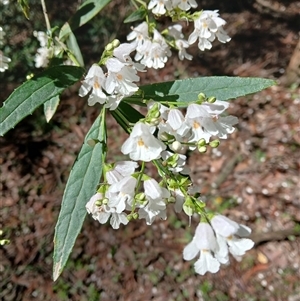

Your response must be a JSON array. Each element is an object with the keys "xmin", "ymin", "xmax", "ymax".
[
  {"xmin": 53, "ymin": 114, "xmax": 105, "ymax": 281},
  {"xmin": 0, "ymin": 66, "xmax": 84, "ymax": 136},
  {"xmin": 17, "ymin": 0, "xmax": 30, "ymax": 19},
  {"xmin": 59, "ymin": 0, "xmax": 111, "ymax": 40},
  {"xmin": 124, "ymin": 6, "xmax": 147, "ymax": 23},
  {"xmin": 66, "ymin": 27, "xmax": 85, "ymax": 67},
  {"xmin": 111, "ymin": 101, "xmax": 144, "ymax": 134},
  {"xmin": 140, "ymin": 77, "xmax": 276, "ymax": 104}
]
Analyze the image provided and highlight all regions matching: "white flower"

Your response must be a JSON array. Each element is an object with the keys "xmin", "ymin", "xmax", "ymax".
[
  {"xmin": 183, "ymin": 222, "xmax": 220, "ymax": 275},
  {"xmin": 186, "ymin": 102, "xmax": 238, "ymax": 140},
  {"xmin": 106, "ymin": 176, "xmax": 137, "ymax": 213},
  {"xmin": 148, "ymin": 0, "xmax": 172, "ymax": 15},
  {"xmin": 86, "ymin": 192, "xmax": 129, "ymax": 229},
  {"xmin": 121, "ymin": 122, "xmax": 166, "ymax": 162},
  {"xmin": 211, "ymin": 215, "xmax": 254, "ymax": 257},
  {"xmin": 138, "ymin": 178, "xmax": 169, "ymax": 225},
  {"xmin": 0, "ymin": 50, "xmax": 11, "ymax": 72},
  {"xmin": 106, "ymin": 161, "xmax": 138, "ymax": 184},
  {"xmin": 188, "ymin": 10, "xmax": 230, "ymax": 51},
  {"xmin": 127, "ymin": 22, "xmax": 149, "ymax": 49},
  {"xmin": 172, "ymin": 0, "xmax": 197, "ymax": 11},
  {"xmin": 79, "ymin": 64, "xmax": 107, "ymax": 106},
  {"xmin": 136, "ymin": 30, "xmax": 171, "ymax": 69},
  {"xmin": 168, "ymin": 24, "xmax": 193, "ymax": 60},
  {"xmin": 0, "ymin": 0, "xmax": 9, "ymax": 5}
]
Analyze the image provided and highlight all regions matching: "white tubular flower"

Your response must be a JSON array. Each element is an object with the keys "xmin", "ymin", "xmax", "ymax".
[
  {"xmin": 183, "ymin": 222, "xmax": 220, "ymax": 275},
  {"xmin": 137, "ymin": 30, "xmax": 171, "ymax": 69},
  {"xmin": 186, "ymin": 102, "xmax": 238, "ymax": 140},
  {"xmin": 86, "ymin": 192, "xmax": 129, "ymax": 229},
  {"xmin": 172, "ymin": 0, "xmax": 197, "ymax": 11},
  {"xmin": 211, "ymin": 215, "xmax": 254, "ymax": 257},
  {"xmin": 127, "ymin": 22, "xmax": 149, "ymax": 49},
  {"xmin": 138, "ymin": 178, "xmax": 170, "ymax": 225},
  {"xmin": 168, "ymin": 24, "xmax": 193, "ymax": 61},
  {"xmin": 1, "ymin": 0, "xmax": 9, "ymax": 5},
  {"xmin": 0, "ymin": 50, "xmax": 11, "ymax": 72},
  {"xmin": 121, "ymin": 122, "xmax": 166, "ymax": 162},
  {"xmin": 188, "ymin": 10, "xmax": 231, "ymax": 51},
  {"xmin": 106, "ymin": 161, "xmax": 138, "ymax": 184},
  {"xmin": 106, "ymin": 176, "xmax": 137, "ymax": 213},
  {"xmin": 148, "ymin": 0, "xmax": 172, "ymax": 15},
  {"xmin": 79, "ymin": 64, "xmax": 107, "ymax": 106}
]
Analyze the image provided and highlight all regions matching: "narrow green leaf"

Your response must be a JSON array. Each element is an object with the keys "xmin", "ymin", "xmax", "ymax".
[
  {"xmin": 66, "ymin": 27, "xmax": 85, "ymax": 67},
  {"xmin": 59, "ymin": 0, "xmax": 111, "ymax": 39},
  {"xmin": 111, "ymin": 101, "xmax": 144, "ymax": 134},
  {"xmin": 124, "ymin": 6, "xmax": 147, "ymax": 23},
  {"xmin": 0, "ymin": 66, "xmax": 84, "ymax": 136},
  {"xmin": 140, "ymin": 76, "xmax": 276, "ymax": 104},
  {"xmin": 53, "ymin": 114, "xmax": 105, "ymax": 281},
  {"xmin": 44, "ymin": 95, "xmax": 60, "ymax": 123}
]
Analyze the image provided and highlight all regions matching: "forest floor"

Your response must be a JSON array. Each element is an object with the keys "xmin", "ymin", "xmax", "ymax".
[{"xmin": 1, "ymin": 1, "xmax": 300, "ymax": 301}]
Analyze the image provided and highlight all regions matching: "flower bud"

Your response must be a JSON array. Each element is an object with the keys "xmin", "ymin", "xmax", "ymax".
[
  {"xmin": 171, "ymin": 141, "xmax": 182, "ymax": 152},
  {"xmin": 197, "ymin": 138, "xmax": 206, "ymax": 147},
  {"xmin": 95, "ymin": 200, "xmax": 102, "ymax": 206},
  {"xmin": 112, "ymin": 39, "xmax": 120, "ymax": 48},
  {"xmin": 207, "ymin": 96, "xmax": 216, "ymax": 103},
  {"xmin": 197, "ymin": 92, "xmax": 206, "ymax": 102},
  {"xmin": 132, "ymin": 212, "xmax": 139, "ymax": 219},
  {"xmin": 198, "ymin": 146, "xmax": 207, "ymax": 153},
  {"xmin": 209, "ymin": 139, "xmax": 220, "ymax": 148},
  {"xmin": 105, "ymin": 43, "xmax": 114, "ymax": 51}
]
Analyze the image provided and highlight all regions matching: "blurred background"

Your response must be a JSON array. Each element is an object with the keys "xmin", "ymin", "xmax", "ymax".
[{"xmin": 0, "ymin": 0, "xmax": 299, "ymax": 300}]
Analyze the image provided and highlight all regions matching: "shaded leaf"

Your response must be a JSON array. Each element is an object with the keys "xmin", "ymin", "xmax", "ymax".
[
  {"xmin": 0, "ymin": 65, "xmax": 84, "ymax": 136},
  {"xmin": 59, "ymin": 0, "xmax": 111, "ymax": 39},
  {"xmin": 124, "ymin": 6, "xmax": 147, "ymax": 23}
]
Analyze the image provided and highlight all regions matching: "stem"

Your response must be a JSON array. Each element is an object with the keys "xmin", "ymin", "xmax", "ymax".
[{"xmin": 40, "ymin": 0, "xmax": 51, "ymax": 33}]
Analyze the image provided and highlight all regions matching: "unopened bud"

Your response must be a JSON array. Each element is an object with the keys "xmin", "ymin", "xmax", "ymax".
[
  {"xmin": 197, "ymin": 138, "xmax": 206, "ymax": 147},
  {"xmin": 198, "ymin": 146, "xmax": 207, "ymax": 153},
  {"xmin": 168, "ymin": 196, "xmax": 176, "ymax": 203},
  {"xmin": 171, "ymin": 141, "xmax": 182, "ymax": 152},
  {"xmin": 207, "ymin": 96, "xmax": 216, "ymax": 103},
  {"xmin": 112, "ymin": 39, "xmax": 120, "ymax": 48},
  {"xmin": 132, "ymin": 212, "xmax": 139, "ymax": 219},
  {"xmin": 136, "ymin": 192, "xmax": 145, "ymax": 202},
  {"xmin": 95, "ymin": 200, "xmax": 102, "ymax": 206},
  {"xmin": 159, "ymin": 132, "xmax": 170, "ymax": 141},
  {"xmin": 198, "ymin": 92, "xmax": 206, "ymax": 102},
  {"xmin": 209, "ymin": 139, "xmax": 220, "ymax": 148},
  {"xmin": 105, "ymin": 43, "xmax": 113, "ymax": 51},
  {"xmin": 102, "ymin": 198, "xmax": 109, "ymax": 205}
]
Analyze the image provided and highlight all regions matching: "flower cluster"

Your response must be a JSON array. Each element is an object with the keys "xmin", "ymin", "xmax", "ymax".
[
  {"xmin": 82, "ymin": 2, "xmax": 254, "ymax": 277},
  {"xmin": 121, "ymin": 99, "xmax": 238, "ymax": 162},
  {"xmin": 86, "ymin": 161, "xmax": 172, "ymax": 228},
  {"xmin": 183, "ymin": 215, "xmax": 254, "ymax": 275},
  {"xmin": 79, "ymin": 41, "xmax": 145, "ymax": 110},
  {"xmin": 127, "ymin": 10, "xmax": 230, "ymax": 68}
]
